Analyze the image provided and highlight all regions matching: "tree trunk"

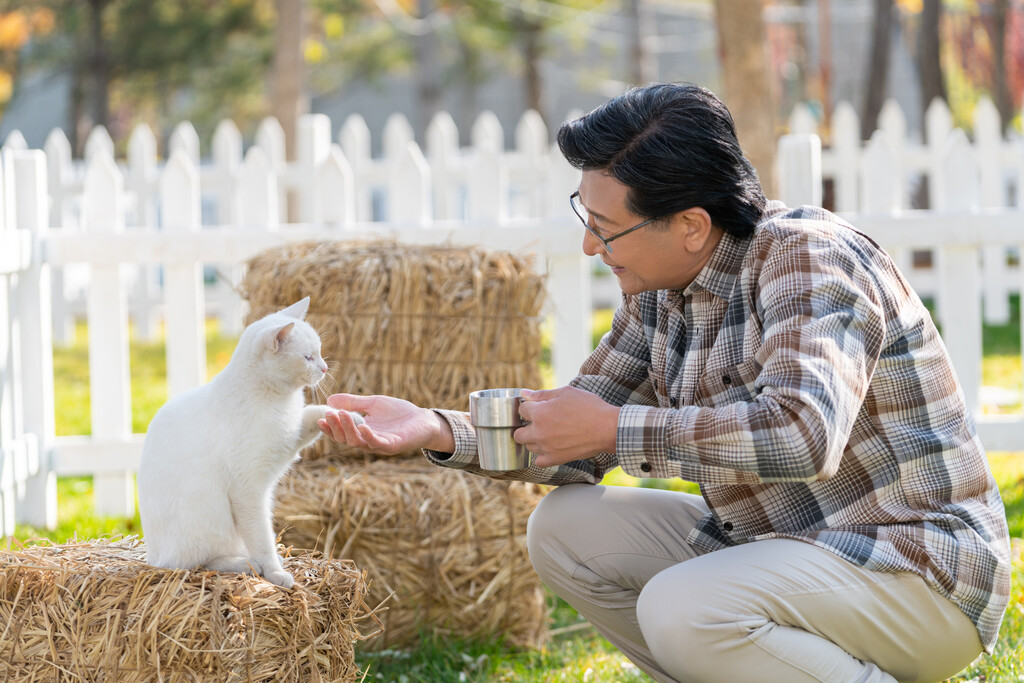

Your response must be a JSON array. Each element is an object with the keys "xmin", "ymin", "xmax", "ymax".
[
  {"xmin": 270, "ymin": 0, "xmax": 308, "ymax": 161},
  {"xmin": 87, "ymin": 0, "xmax": 111, "ymax": 134},
  {"xmin": 510, "ymin": 9, "xmax": 546, "ymax": 127},
  {"xmin": 862, "ymin": 0, "xmax": 893, "ymax": 138},
  {"xmin": 626, "ymin": 0, "xmax": 657, "ymax": 86},
  {"xmin": 713, "ymin": 0, "xmax": 777, "ymax": 197},
  {"xmin": 916, "ymin": 0, "xmax": 946, "ymax": 120},
  {"xmin": 989, "ymin": 0, "xmax": 1012, "ymax": 132},
  {"xmin": 414, "ymin": 0, "xmax": 441, "ymax": 141}
]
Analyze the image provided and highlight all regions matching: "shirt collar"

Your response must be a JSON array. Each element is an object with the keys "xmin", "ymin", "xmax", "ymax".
[
  {"xmin": 680, "ymin": 228, "xmax": 748, "ymax": 301},
  {"xmin": 665, "ymin": 201, "xmax": 787, "ymax": 303}
]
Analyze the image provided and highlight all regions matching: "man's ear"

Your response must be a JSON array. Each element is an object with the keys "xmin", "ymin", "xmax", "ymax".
[{"xmin": 676, "ymin": 207, "xmax": 713, "ymax": 250}]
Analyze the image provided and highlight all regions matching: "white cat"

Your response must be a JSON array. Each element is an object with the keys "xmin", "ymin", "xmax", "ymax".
[{"xmin": 139, "ymin": 297, "xmax": 337, "ymax": 588}]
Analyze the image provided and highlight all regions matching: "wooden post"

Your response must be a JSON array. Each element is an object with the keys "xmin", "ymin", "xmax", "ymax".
[
  {"xmin": 82, "ymin": 152, "xmax": 135, "ymax": 519},
  {"xmin": 12, "ymin": 150, "xmax": 57, "ymax": 529},
  {"xmin": 160, "ymin": 151, "xmax": 206, "ymax": 399}
]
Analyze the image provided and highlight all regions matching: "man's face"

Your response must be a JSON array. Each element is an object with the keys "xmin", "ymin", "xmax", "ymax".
[{"xmin": 576, "ymin": 170, "xmax": 718, "ymax": 295}]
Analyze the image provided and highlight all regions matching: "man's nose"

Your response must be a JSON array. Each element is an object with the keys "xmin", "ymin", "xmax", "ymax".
[{"xmin": 581, "ymin": 229, "xmax": 605, "ymax": 257}]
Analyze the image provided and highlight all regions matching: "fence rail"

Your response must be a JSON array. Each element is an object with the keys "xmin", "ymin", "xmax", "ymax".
[{"xmin": 1, "ymin": 98, "xmax": 1023, "ymax": 532}]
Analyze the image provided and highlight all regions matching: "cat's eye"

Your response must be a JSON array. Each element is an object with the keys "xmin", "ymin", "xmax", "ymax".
[{"xmin": 304, "ymin": 354, "xmax": 314, "ymax": 361}]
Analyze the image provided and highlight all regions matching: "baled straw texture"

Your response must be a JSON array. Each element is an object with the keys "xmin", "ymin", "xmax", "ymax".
[
  {"xmin": 241, "ymin": 240, "xmax": 547, "ymax": 461},
  {"xmin": 0, "ymin": 536, "xmax": 381, "ymax": 682},
  {"xmin": 276, "ymin": 458, "xmax": 549, "ymax": 651}
]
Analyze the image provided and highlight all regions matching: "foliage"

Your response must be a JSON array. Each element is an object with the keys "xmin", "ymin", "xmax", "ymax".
[{"xmin": 0, "ymin": 6, "xmax": 56, "ymax": 113}]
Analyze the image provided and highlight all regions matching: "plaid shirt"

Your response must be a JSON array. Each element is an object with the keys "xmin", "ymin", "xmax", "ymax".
[{"xmin": 426, "ymin": 201, "xmax": 1011, "ymax": 651}]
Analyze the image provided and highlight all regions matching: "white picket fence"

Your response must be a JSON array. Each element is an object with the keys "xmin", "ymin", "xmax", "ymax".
[
  {"xmin": 1, "ymin": 97, "xmax": 1023, "ymax": 533},
  {"xmin": 0, "ymin": 108, "xmax": 592, "ymax": 531}
]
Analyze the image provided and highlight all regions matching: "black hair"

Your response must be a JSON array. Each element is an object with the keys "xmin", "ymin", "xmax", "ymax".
[{"xmin": 557, "ymin": 83, "xmax": 766, "ymax": 239}]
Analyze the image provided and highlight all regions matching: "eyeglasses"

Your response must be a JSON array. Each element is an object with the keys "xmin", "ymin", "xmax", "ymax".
[{"xmin": 569, "ymin": 191, "xmax": 658, "ymax": 253}]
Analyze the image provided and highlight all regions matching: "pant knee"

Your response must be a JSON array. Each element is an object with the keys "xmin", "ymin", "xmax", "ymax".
[
  {"xmin": 637, "ymin": 567, "xmax": 743, "ymax": 680},
  {"xmin": 526, "ymin": 484, "xmax": 595, "ymax": 578}
]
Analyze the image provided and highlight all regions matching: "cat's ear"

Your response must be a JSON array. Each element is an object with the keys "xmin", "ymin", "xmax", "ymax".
[
  {"xmin": 272, "ymin": 322, "xmax": 295, "ymax": 351},
  {"xmin": 279, "ymin": 296, "xmax": 310, "ymax": 320}
]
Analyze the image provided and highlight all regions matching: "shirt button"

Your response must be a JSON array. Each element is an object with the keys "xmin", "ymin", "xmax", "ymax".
[
  {"xmin": 640, "ymin": 462, "xmax": 652, "ymax": 473},
  {"xmin": 723, "ymin": 521, "xmax": 734, "ymax": 531},
  {"xmin": 722, "ymin": 375, "xmax": 732, "ymax": 385}
]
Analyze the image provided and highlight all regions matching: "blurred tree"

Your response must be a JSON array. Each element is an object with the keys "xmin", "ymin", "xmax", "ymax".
[
  {"xmin": 915, "ymin": 0, "xmax": 946, "ymax": 120},
  {"xmin": 0, "ymin": 6, "xmax": 56, "ymax": 117},
  {"xmin": 271, "ymin": 0, "xmax": 308, "ymax": 160},
  {"xmin": 714, "ymin": 0, "xmax": 777, "ymax": 197},
  {"xmin": 5, "ymin": 0, "xmax": 271, "ymax": 153},
  {"xmin": 625, "ymin": 0, "xmax": 656, "ymax": 86},
  {"xmin": 862, "ymin": 0, "xmax": 893, "ymax": 138},
  {"xmin": 307, "ymin": 0, "xmax": 601, "ymax": 136},
  {"xmin": 987, "ymin": 0, "xmax": 1013, "ymax": 132}
]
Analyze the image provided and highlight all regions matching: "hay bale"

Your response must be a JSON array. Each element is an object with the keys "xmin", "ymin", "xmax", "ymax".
[
  {"xmin": 276, "ymin": 459, "xmax": 549, "ymax": 651},
  {"xmin": 0, "ymin": 537, "xmax": 382, "ymax": 682},
  {"xmin": 240, "ymin": 240, "xmax": 547, "ymax": 461}
]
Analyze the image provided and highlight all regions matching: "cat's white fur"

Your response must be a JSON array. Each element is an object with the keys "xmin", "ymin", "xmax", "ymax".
[{"xmin": 138, "ymin": 297, "xmax": 333, "ymax": 588}]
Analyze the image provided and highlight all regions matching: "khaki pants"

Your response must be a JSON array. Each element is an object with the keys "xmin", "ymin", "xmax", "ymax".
[{"xmin": 526, "ymin": 484, "xmax": 982, "ymax": 683}]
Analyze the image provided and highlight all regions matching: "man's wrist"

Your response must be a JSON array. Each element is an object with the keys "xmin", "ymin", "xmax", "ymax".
[{"xmin": 425, "ymin": 409, "xmax": 456, "ymax": 453}]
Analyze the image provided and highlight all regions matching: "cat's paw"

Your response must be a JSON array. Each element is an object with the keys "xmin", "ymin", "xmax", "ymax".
[{"xmin": 265, "ymin": 569, "xmax": 295, "ymax": 589}]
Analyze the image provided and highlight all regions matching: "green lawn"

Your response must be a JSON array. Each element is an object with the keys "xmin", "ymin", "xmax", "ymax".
[{"xmin": 10, "ymin": 303, "xmax": 1024, "ymax": 682}]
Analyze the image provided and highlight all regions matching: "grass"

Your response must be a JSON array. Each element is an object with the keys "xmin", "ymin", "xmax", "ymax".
[{"xmin": 9, "ymin": 303, "xmax": 1024, "ymax": 682}]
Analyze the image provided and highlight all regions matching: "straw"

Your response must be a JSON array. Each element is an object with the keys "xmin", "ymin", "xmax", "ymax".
[
  {"xmin": 0, "ymin": 536, "xmax": 383, "ymax": 682},
  {"xmin": 275, "ymin": 459, "xmax": 550, "ymax": 651},
  {"xmin": 241, "ymin": 240, "xmax": 547, "ymax": 461}
]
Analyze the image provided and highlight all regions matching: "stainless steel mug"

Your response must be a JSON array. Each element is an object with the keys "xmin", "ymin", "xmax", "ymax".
[{"xmin": 468, "ymin": 388, "xmax": 533, "ymax": 471}]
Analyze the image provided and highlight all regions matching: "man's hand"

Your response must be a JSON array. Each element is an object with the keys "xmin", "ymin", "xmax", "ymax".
[
  {"xmin": 318, "ymin": 393, "xmax": 455, "ymax": 455},
  {"xmin": 514, "ymin": 386, "xmax": 620, "ymax": 468}
]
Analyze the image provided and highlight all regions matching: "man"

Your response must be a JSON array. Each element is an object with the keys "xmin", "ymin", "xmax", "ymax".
[{"xmin": 320, "ymin": 83, "xmax": 1009, "ymax": 683}]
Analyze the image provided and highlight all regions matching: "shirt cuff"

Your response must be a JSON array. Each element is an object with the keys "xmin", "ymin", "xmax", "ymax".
[
  {"xmin": 616, "ymin": 404, "xmax": 678, "ymax": 479},
  {"xmin": 422, "ymin": 408, "xmax": 479, "ymax": 468}
]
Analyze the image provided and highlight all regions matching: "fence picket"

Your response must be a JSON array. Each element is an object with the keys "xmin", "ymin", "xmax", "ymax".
[
  {"xmin": 777, "ymin": 134, "xmax": 821, "ymax": 208},
  {"xmin": 297, "ymin": 114, "xmax": 332, "ymax": 224},
  {"xmin": 81, "ymin": 152, "xmax": 135, "ymax": 518},
  {"xmin": 84, "ymin": 126, "xmax": 114, "ymax": 163},
  {"xmin": 12, "ymin": 151, "xmax": 56, "ymax": 529},
  {"xmin": 936, "ymin": 129, "xmax": 983, "ymax": 416},
  {"xmin": 391, "ymin": 142, "xmax": 431, "ymax": 226},
  {"xmin": 426, "ymin": 111, "xmax": 461, "ymax": 220},
  {"xmin": 975, "ymin": 96, "xmax": 1012, "ymax": 324},
  {"xmin": 169, "ymin": 122, "xmax": 201, "ymax": 165},
  {"xmin": 318, "ymin": 144, "xmax": 355, "ymax": 227},
  {"xmin": 830, "ymin": 101, "xmax": 860, "ymax": 212},
  {"xmin": 339, "ymin": 114, "xmax": 373, "ymax": 222},
  {"xmin": 255, "ymin": 116, "xmax": 287, "ymax": 223},
  {"xmin": 161, "ymin": 151, "xmax": 206, "ymax": 399},
  {"xmin": 42, "ymin": 130, "xmax": 77, "ymax": 346}
]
